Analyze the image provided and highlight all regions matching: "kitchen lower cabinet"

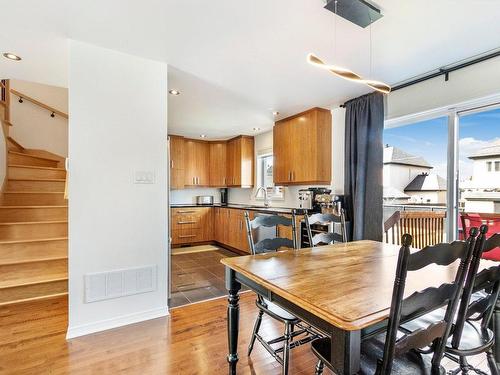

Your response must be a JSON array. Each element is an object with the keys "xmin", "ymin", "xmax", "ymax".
[{"xmin": 171, "ymin": 207, "xmax": 213, "ymax": 245}]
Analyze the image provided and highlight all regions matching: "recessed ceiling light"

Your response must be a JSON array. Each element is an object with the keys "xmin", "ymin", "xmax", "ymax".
[
  {"xmin": 272, "ymin": 111, "xmax": 280, "ymax": 116},
  {"xmin": 169, "ymin": 89, "xmax": 181, "ymax": 96},
  {"xmin": 253, "ymin": 127, "xmax": 261, "ymax": 131},
  {"xmin": 200, "ymin": 134, "xmax": 207, "ymax": 138},
  {"xmin": 3, "ymin": 52, "xmax": 21, "ymax": 61}
]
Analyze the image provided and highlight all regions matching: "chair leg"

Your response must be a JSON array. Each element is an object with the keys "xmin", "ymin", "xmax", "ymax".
[
  {"xmin": 487, "ymin": 348, "xmax": 499, "ymax": 375},
  {"xmin": 314, "ymin": 360, "xmax": 324, "ymax": 375},
  {"xmin": 282, "ymin": 323, "xmax": 292, "ymax": 375},
  {"xmin": 247, "ymin": 310, "xmax": 264, "ymax": 356}
]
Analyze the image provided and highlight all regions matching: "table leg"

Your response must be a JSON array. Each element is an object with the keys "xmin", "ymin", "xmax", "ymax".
[
  {"xmin": 226, "ymin": 267, "xmax": 241, "ymax": 375},
  {"xmin": 330, "ymin": 326, "xmax": 361, "ymax": 375}
]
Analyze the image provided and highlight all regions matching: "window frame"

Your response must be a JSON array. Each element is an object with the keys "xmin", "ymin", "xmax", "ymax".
[{"xmin": 385, "ymin": 93, "xmax": 500, "ymax": 240}]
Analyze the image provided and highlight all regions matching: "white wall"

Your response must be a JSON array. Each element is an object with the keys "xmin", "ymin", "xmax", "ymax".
[
  {"xmin": 68, "ymin": 41, "xmax": 168, "ymax": 338},
  {"xmin": 10, "ymin": 79, "xmax": 68, "ymax": 156},
  {"xmin": 387, "ymin": 56, "xmax": 500, "ymax": 120},
  {"xmin": 472, "ymin": 158, "xmax": 500, "ymax": 189},
  {"xmin": 228, "ymin": 107, "xmax": 346, "ymax": 207},
  {"xmin": 171, "ymin": 187, "xmax": 221, "ymax": 204},
  {"xmin": 383, "ymin": 164, "xmax": 432, "ymax": 191}
]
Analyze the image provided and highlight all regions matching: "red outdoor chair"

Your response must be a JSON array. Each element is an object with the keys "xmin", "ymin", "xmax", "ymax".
[{"xmin": 461, "ymin": 212, "xmax": 500, "ymax": 260}]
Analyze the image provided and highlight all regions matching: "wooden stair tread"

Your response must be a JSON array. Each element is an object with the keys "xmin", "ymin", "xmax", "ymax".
[
  {"xmin": 0, "ymin": 205, "xmax": 68, "ymax": 209},
  {"xmin": 8, "ymin": 164, "xmax": 66, "ymax": 171},
  {"xmin": 8, "ymin": 178, "xmax": 66, "ymax": 182},
  {"xmin": 0, "ymin": 220, "xmax": 68, "ymax": 226},
  {"xmin": 3, "ymin": 191, "xmax": 65, "ymax": 194},
  {"xmin": 0, "ymin": 237, "xmax": 68, "ymax": 245},
  {"xmin": 0, "ymin": 274, "xmax": 68, "ymax": 289},
  {"xmin": 8, "ymin": 150, "xmax": 60, "ymax": 163},
  {"xmin": 0, "ymin": 292, "xmax": 67, "ymax": 307},
  {"xmin": 0, "ymin": 255, "xmax": 68, "ymax": 266}
]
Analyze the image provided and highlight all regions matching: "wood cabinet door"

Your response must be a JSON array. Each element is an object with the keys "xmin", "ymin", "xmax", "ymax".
[
  {"xmin": 209, "ymin": 142, "xmax": 227, "ymax": 187},
  {"xmin": 184, "ymin": 140, "xmax": 210, "ymax": 186},
  {"xmin": 273, "ymin": 121, "xmax": 292, "ymax": 184},
  {"xmin": 199, "ymin": 207, "xmax": 214, "ymax": 241},
  {"xmin": 240, "ymin": 137, "xmax": 254, "ymax": 187},
  {"xmin": 169, "ymin": 136, "xmax": 184, "ymax": 190},
  {"xmin": 226, "ymin": 140, "xmax": 234, "ymax": 186},
  {"xmin": 289, "ymin": 111, "xmax": 315, "ymax": 184}
]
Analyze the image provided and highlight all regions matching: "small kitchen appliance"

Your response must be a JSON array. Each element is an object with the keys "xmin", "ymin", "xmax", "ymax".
[
  {"xmin": 220, "ymin": 188, "xmax": 228, "ymax": 206},
  {"xmin": 196, "ymin": 195, "xmax": 214, "ymax": 205}
]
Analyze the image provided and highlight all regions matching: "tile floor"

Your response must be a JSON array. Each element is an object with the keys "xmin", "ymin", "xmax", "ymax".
[{"xmin": 170, "ymin": 247, "xmax": 242, "ymax": 307}]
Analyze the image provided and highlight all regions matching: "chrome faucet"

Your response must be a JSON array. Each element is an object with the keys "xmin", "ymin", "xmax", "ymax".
[{"xmin": 255, "ymin": 186, "xmax": 271, "ymax": 207}]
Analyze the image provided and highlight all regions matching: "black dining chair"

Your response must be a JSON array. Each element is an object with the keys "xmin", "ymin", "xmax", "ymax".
[
  {"xmin": 304, "ymin": 209, "xmax": 347, "ymax": 247},
  {"xmin": 244, "ymin": 211, "xmax": 321, "ymax": 375},
  {"xmin": 312, "ymin": 231, "xmax": 477, "ymax": 375},
  {"xmin": 400, "ymin": 228, "xmax": 500, "ymax": 375}
]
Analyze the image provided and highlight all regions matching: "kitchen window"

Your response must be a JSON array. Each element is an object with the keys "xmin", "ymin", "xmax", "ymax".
[
  {"xmin": 496, "ymin": 161, "xmax": 500, "ymax": 172},
  {"xmin": 488, "ymin": 161, "xmax": 492, "ymax": 172},
  {"xmin": 256, "ymin": 153, "xmax": 284, "ymax": 200}
]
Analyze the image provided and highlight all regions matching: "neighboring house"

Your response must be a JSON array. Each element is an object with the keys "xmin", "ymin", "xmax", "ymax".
[
  {"xmin": 404, "ymin": 173, "xmax": 447, "ymax": 204},
  {"xmin": 383, "ymin": 145, "xmax": 447, "ymax": 204},
  {"xmin": 461, "ymin": 140, "xmax": 500, "ymax": 213}
]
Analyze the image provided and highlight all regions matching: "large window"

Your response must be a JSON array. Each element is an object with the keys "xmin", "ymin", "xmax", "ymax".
[{"xmin": 384, "ymin": 103, "xmax": 500, "ymax": 245}]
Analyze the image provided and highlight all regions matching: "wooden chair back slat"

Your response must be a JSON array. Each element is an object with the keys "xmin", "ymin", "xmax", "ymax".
[
  {"xmin": 244, "ymin": 211, "xmax": 297, "ymax": 256},
  {"xmin": 378, "ymin": 231, "xmax": 477, "ymax": 374}
]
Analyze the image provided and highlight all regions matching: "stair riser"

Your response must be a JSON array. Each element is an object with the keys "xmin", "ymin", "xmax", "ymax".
[
  {"xmin": 0, "ymin": 258, "xmax": 67, "ymax": 278},
  {"xmin": 8, "ymin": 167, "xmax": 66, "ymax": 179},
  {"xmin": 7, "ymin": 139, "xmax": 23, "ymax": 152},
  {"xmin": 0, "ymin": 222, "xmax": 67, "ymax": 241},
  {"xmin": 7, "ymin": 180, "xmax": 65, "ymax": 192},
  {"xmin": 0, "ymin": 207, "xmax": 68, "ymax": 222},
  {"xmin": 0, "ymin": 193, "xmax": 66, "ymax": 206},
  {"xmin": 8, "ymin": 153, "xmax": 59, "ymax": 168},
  {"xmin": 0, "ymin": 280, "xmax": 67, "ymax": 305},
  {"xmin": 0, "ymin": 239, "xmax": 67, "ymax": 264}
]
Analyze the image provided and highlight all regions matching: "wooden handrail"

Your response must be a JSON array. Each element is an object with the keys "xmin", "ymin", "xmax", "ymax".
[{"xmin": 10, "ymin": 89, "xmax": 68, "ymax": 119}]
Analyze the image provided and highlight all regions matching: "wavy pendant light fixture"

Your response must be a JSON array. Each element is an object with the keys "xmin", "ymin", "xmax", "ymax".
[{"xmin": 307, "ymin": 0, "xmax": 391, "ymax": 94}]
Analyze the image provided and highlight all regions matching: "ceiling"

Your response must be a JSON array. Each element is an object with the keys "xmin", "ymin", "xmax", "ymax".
[{"xmin": 1, "ymin": 0, "xmax": 500, "ymax": 138}]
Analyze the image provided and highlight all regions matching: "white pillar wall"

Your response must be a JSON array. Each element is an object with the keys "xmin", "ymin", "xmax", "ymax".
[{"xmin": 67, "ymin": 41, "xmax": 168, "ymax": 338}]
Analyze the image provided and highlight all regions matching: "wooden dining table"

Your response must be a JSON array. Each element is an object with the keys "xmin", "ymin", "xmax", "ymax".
[{"xmin": 221, "ymin": 240, "xmax": 498, "ymax": 375}]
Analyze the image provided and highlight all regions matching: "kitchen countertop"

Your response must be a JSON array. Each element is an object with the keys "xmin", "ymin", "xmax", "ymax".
[{"xmin": 170, "ymin": 203, "xmax": 305, "ymax": 214}]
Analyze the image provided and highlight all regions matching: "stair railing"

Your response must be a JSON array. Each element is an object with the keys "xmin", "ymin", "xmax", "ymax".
[{"xmin": 10, "ymin": 89, "xmax": 68, "ymax": 119}]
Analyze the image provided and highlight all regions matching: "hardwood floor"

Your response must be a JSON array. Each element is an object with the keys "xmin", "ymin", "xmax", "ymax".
[
  {"xmin": 0, "ymin": 293, "xmax": 321, "ymax": 374},
  {"xmin": 0, "ymin": 293, "xmax": 490, "ymax": 374}
]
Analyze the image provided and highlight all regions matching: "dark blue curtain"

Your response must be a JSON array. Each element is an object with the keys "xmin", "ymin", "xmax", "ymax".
[{"xmin": 344, "ymin": 92, "xmax": 384, "ymax": 241}]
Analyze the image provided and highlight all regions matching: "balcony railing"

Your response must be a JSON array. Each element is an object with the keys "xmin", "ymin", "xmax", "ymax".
[{"xmin": 384, "ymin": 209, "xmax": 446, "ymax": 249}]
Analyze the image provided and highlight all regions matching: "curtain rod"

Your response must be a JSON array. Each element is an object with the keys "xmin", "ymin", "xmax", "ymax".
[{"xmin": 340, "ymin": 49, "xmax": 500, "ymax": 107}]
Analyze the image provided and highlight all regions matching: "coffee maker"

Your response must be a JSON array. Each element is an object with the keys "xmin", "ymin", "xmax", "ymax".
[
  {"xmin": 298, "ymin": 188, "xmax": 332, "ymax": 213},
  {"xmin": 220, "ymin": 188, "xmax": 228, "ymax": 206}
]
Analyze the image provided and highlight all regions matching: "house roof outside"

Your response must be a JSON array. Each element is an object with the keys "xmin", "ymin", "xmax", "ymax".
[
  {"xmin": 468, "ymin": 140, "xmax": 500, "ymax": 159},
  {"xmin": 405, "ymin": 173, "xmax": 447, "ymax": 192},
  {"xmin": 384, "ymin": 145, "xmax": 433, "ymax": 168},
  {"xmin": 383, "ymin": 186, "xmax": 410, "ymax": 199}
]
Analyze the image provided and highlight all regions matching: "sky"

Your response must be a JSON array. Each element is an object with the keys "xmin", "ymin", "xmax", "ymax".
[{"xmin": 384, "ymin": 107, "xmax": 500, "ymax": 182}]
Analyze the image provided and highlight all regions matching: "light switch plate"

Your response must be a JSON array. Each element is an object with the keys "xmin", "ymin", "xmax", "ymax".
[{"xmin": 134, "ymin": 170, "xmax": 156, "ymax": 184}]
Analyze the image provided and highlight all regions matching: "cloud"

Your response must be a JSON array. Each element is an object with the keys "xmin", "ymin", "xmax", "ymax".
[{"xmin": 459, "ymin": 137, "xmax": 500, "ymax": 159}]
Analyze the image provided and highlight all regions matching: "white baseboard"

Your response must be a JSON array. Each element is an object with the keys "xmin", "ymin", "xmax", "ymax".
[{"xmin": 66, "ymin": 306, "xmax": 169, "ymax": 339}]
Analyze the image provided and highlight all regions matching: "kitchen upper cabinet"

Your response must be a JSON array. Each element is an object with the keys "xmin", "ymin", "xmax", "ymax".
[
  {"xmin": 273, "ymin": 107, "xmax": 332, "ymax": 185},
  {"xmin": 209, "ymin": 142, "xmax": 227, "ymax": 187},
  {"xmin": 169, "ymin": 136, "xmax": 185, "ymax": 190},
  {"xmin": 226, "ymin": 136, "xmax": 254, "ymax": 188},
  {"xmin": 184, "ymin": 139, "xmax": 210, "ymax": 187}
]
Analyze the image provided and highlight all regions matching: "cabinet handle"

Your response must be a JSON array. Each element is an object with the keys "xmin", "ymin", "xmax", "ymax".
[
  {"xmin": 179, "ymin": 234, "xmax": 196, "ymax": 238},
  {"xmin": 196, "ymin": 176, "xmax": 199, "ymax": 185},
  {"xmin": 177, "ymin": 210, "xmax": 196, "ymax": 213},
  {"xmin": 192, "ymin": 177, "xmax": 195, "ymax": 185},
  {"xmin": 289, "ymin": 171, "xmax": 292, "ymax": 181},
  {"xmin": 177, "ymin": 221, "xmax": 196, "ymax": 224},
  {"xmin": 170, "ymin": 160, "xmax": 173, "ymax": 168},
  {"xmin": 223, "ymin": 177, "xmax": 226, "ymax": 185},
  {"xmin": 292, "ymin": 171, "xmax": 295, "ymax": 181}
]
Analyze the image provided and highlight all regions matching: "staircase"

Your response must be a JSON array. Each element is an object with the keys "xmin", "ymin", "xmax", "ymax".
[{"xmin": 0, "ymin": 137, "xmax": 67, "ymax": 306}]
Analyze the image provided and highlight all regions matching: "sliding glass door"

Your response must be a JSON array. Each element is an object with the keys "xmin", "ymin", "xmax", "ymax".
[
  {"xmin": 384, "ymin": 102, "xmax": 500, "ymax": 247},
  {"xmin": 457, "ymin": 106, "xmax": 500, "ymax": 240}
]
